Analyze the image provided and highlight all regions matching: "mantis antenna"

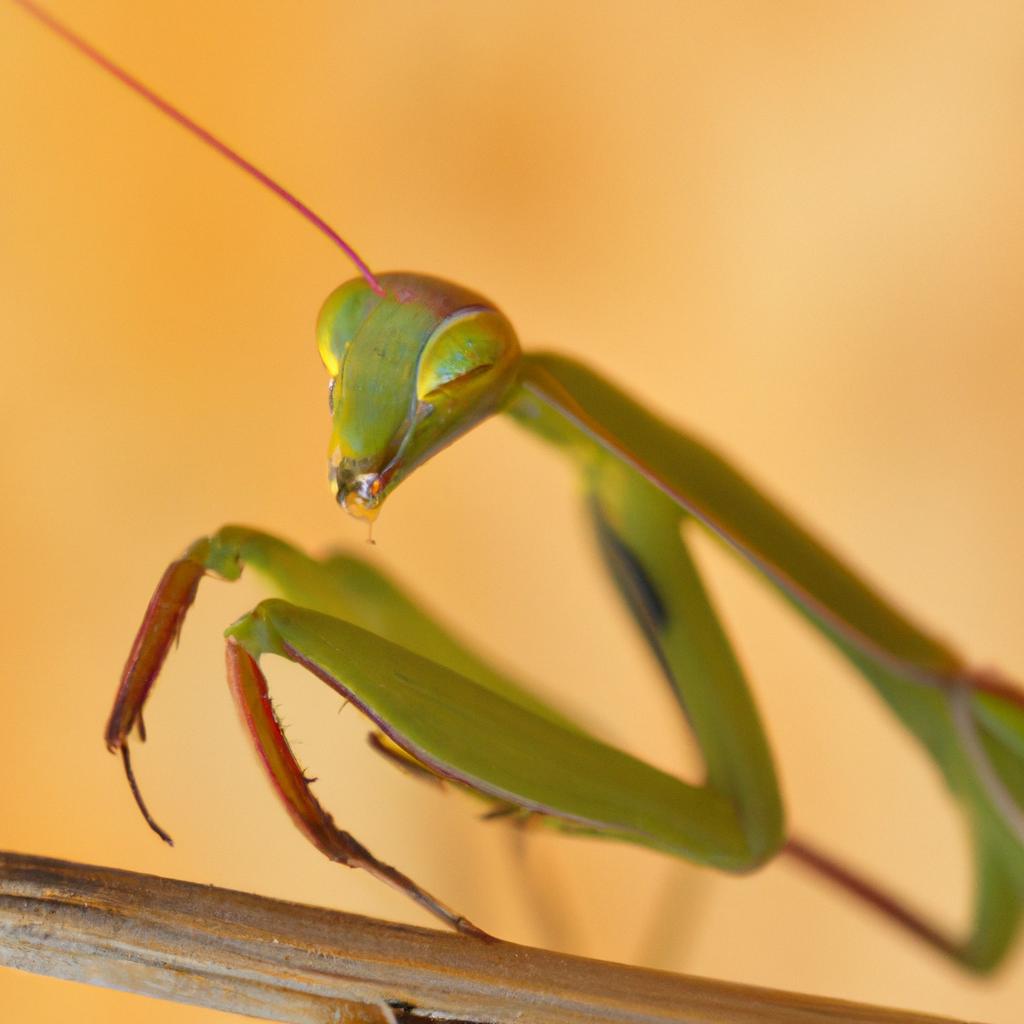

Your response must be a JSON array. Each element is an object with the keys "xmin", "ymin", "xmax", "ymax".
[
  {"xmin": 13, "ymin": 0, "xmax": 385, "ymax": 838},
  {"xmin": 11, "ymin": 0, "xmax": 386, "ymax": 297}
]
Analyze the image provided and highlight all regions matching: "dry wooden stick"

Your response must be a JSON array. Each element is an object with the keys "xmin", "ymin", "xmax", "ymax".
[{"xmin": 0, "ymin": 851, "xmax": 973, "ymax": 1024}]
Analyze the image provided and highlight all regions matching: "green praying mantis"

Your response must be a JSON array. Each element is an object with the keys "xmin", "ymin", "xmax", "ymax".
[{"xmin": 13, "ymin": 0, "xmax": 1024, "ymax": 973}]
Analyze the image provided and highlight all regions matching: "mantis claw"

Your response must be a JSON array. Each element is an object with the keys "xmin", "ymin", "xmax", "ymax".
[{"xmin": 120, "ymin": 744, "xmax": 174, "ymax": 847}]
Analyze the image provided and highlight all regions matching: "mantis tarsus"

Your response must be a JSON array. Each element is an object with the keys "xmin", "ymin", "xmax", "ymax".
[{"xmin": 13, "ymin": 0, "xmax": 1024, "ymax": 975}]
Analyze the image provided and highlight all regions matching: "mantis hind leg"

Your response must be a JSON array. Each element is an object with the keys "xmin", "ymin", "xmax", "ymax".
[{"xmin": 588, "ymin": 466, "xmax": 1024, "ymax": 969}]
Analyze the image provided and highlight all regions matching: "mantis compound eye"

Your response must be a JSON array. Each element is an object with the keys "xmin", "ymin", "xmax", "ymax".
[
  {"xmin": 415, "ymin": 308, "xmax": 517, "ymax": 400},
  {"xmin": 316, "ymin": 277, "xmax": 382, "ymax": 376}
]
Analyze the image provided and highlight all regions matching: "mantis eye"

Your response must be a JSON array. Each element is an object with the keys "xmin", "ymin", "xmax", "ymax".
[
  {"xmin": 416, "ymin": 309, "xmax": 518, "ymax": 400},
  {"xmin": 317, "ymin": 278, "xmax": 383, "ymax": 376}
]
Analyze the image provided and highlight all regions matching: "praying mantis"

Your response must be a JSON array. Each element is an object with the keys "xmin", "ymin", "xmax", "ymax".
[{"xmin": 6, "ymin": 0, "xmax": 1024, "ymax": 1006}]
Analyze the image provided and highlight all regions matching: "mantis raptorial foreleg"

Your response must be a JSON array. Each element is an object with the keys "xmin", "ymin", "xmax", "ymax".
[
  {"xmin": 104, "ymin": 504, "xmax": 785, "ymax": 944},
  {"xmin": 111, "ymin": 523, "xmax": 789, "ymax": 910}
]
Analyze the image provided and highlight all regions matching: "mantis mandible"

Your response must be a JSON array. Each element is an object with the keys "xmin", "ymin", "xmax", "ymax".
[{"xmin": 13, "ymin": 0, "xmax": 1024, "ymax": 972}]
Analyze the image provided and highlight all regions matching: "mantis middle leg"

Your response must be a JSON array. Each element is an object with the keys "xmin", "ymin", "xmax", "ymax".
[{"xmin": 586, "ymin": 457, "xmax": 784, "ymax": 867}]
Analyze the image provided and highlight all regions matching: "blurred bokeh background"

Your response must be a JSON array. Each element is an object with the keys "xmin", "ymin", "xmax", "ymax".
[{"xmin": 1, "ymin": 1, "xmax": 1022, "ymax": 1020}]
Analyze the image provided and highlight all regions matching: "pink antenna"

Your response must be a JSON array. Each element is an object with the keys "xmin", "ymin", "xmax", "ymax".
[{"xmin": 12, "ymin": 0, "xmax": 386, "ymax": 297}]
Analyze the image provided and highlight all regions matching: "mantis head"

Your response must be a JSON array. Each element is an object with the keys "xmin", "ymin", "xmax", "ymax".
[{"xmin": 317, "ymin": 273, "xmax": 522, "ymax": 520}]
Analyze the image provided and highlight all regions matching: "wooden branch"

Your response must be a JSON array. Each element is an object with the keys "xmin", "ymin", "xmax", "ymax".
[{"xmin": 0, "ymin": 851, "xmax": 971, "ymax": 1024}]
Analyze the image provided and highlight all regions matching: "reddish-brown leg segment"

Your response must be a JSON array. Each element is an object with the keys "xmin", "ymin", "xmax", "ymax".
[
  {"xmin": 105, "ymin": 550, "xmax": 210, "ymax": 845},
  {"xmin": 105, "ymin": 556, "xmax": 206, "ymax": 754},
  {"xmin": 225, "ymin": 639, "xmax": 490, "ymax": 939}
]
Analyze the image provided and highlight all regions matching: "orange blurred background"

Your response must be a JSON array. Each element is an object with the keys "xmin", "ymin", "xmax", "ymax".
[{"xmin": 1, "ymin": 2, "xmax": 1023, "ymax": 1021}]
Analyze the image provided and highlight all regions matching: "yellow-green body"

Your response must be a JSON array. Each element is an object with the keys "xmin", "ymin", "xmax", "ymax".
[{"xmin": 107, "ymin": 270, "xmax": 1024, "ymax": 968}]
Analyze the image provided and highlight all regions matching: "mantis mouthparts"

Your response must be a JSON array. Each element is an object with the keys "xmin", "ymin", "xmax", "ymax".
[{"xmin": 342, "ymin": 489, "xmax": 382, "ymax": 524}]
